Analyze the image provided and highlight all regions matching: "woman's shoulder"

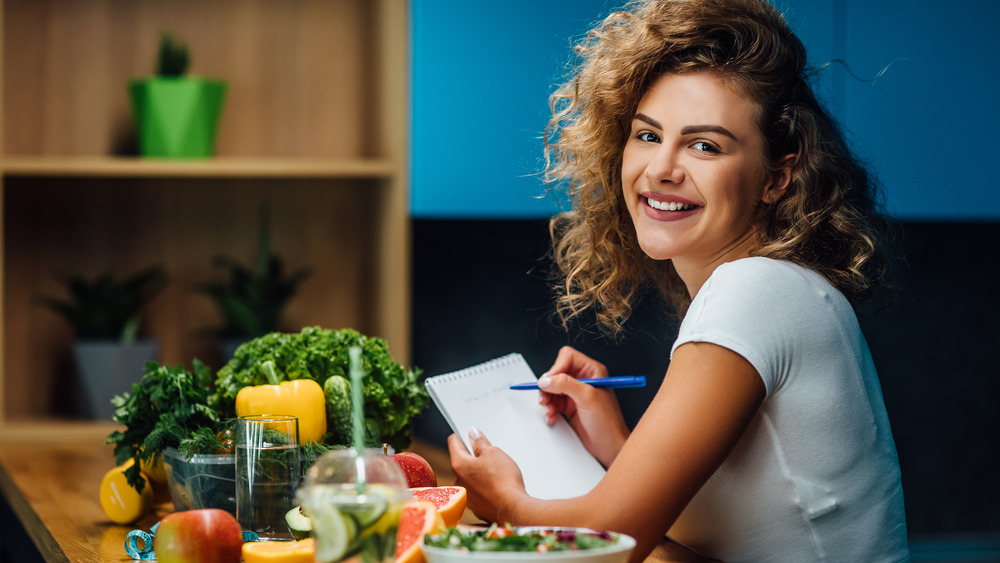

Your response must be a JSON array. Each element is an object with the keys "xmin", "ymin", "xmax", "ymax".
[
  {"xmin": 696, "ymin": 257, "xmax": 847, "ymax": 318},
  {"xmin": 708, "ymin": 257, "xmax": 823, "ymax": 292}
]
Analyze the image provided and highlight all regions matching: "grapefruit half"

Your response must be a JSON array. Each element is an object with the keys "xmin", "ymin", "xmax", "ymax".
[
  {"xmin": 409, "ymin": 486, "xmax": 468, "ymax": 527},
  {"xmin": 395, "ymin": 500, "xmax": 445, "ymax": 563}
]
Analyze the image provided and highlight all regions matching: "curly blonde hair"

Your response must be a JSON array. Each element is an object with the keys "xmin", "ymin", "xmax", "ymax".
[{"xmin": 546, "ymin": 0, "xmax": 896, "ymax": 335}]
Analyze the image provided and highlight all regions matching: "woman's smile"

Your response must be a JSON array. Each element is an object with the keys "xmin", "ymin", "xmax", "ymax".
[{"xmin": 642, "ymin": 193, "xmax": 701, "ymax": 220}]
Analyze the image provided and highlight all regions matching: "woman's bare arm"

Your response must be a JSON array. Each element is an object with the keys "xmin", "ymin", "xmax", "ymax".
[{"xmin": 450, "ymin": 341, "xmax": 765, "ymax": 562}]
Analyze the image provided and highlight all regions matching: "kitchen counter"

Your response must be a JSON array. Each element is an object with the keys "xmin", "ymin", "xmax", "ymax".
[{"xmin": 0, "ymin": 427, "xmax": 708, "ymax": 562}]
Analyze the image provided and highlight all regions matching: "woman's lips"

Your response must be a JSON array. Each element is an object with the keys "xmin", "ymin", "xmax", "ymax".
[{"xmin": 641, "ymin": 195, "xmax": 700, "ymax": 221}]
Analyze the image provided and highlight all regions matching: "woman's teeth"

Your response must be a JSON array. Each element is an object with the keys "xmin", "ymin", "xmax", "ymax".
[{"xmin": 647, "ymin": 197, "xmax": 696, "ymax": 211}]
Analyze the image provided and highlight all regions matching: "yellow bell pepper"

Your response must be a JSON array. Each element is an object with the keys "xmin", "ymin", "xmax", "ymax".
[{"xmin": 235, "ymin": 361, "xmax": 327, "ymax": 444}]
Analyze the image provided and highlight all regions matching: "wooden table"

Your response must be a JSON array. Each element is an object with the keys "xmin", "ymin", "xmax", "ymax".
[{"xmin": 0, "ymin": 428, "xmax": 708, "ymax": 562}]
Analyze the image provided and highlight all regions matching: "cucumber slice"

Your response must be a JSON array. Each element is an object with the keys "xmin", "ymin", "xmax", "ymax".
[
  {"xmin": 308, "ymin": 503, "xmax": 355, "ymax": 563},
  {"xmin": 346, "ymin": 498, "xmax": 388, "ymax": 529},
  {"xmin": 285, "ymin": 505, "xmax": 313, "ymax": 540}
]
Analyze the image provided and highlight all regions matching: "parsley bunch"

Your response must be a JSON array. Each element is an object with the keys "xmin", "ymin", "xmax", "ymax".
[{"xmin": 107, "ymin": 360, "xmax": 223, "ymax": 492}]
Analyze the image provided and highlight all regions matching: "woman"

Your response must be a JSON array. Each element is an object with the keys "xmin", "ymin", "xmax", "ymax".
[{"xmin": 447, "ymin": 0, "xmax": 910, "ymax": 561}]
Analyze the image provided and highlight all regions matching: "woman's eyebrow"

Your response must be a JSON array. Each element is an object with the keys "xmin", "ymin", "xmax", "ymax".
[
  {"xmin": 634, "ymin": 113, "xmax": 662, "ymax": 129},
  {"xmin": 680, "ymin": 124, "xmax": 738, "ymax": 141},
  {"xmin": 633, "ymin": 114, "xmax": 739, "ymax": 142}
]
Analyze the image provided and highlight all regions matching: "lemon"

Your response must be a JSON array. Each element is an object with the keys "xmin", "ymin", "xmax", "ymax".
[{"xmin": 99, "ymin": 460, "xmax": 153, "ymax": 524}]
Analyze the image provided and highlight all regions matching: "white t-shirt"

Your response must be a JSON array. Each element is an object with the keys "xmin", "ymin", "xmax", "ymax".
[{"xmin": 668, "ymin": 257, "xmax": 909, "ymax": 562}]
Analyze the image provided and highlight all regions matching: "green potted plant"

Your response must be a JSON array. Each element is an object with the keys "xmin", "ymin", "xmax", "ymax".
[
  {"xmin": 39, "ymin": 265, "xmax": 169, "ymax": 419},
  {"xmin": 200, "ymin": 213, "xmax": 312, "ymax": 361},
  {"xmin": 128, "ymin": 31, "xmax": 227, "ymax": 158}
]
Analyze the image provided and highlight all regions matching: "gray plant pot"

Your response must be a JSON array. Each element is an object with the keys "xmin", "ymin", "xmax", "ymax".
[{"xmin": 72, "ymin": 339, "xmax": 158, "ymax": 420}]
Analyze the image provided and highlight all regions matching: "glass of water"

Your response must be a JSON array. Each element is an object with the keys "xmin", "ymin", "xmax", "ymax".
[{"xmin": 236, "ymin": 414, "xmax": 301, "ymax": 540}]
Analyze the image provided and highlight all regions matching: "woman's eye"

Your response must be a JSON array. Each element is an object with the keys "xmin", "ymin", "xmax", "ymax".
[
  {"xmin": 691, "ymin": 141, "xmax": 720, "ymax": 153},
  {"xmin": 637, "ymin": 131, "xmax": 661, "ymax": 143}
]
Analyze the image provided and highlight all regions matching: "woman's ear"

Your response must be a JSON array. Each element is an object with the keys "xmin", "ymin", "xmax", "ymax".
[{"xmin": 762, "ymin": 154, "xmax": 796, "ymax": 204}]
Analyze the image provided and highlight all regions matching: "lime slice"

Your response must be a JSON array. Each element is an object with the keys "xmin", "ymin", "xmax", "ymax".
[
  {"xmin": 348, "ymin": 497, "xmax": 388, "ymax": 529},
  {"xmin": 308, "ymin": 502, "xmax": 355, "ymax": 562},
  {"xmin": 359, "ymin": 501, "xmax": 403, "ymax": 539}
]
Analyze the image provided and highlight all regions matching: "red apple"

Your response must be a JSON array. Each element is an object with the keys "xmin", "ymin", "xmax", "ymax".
[
  {"xmin": 153, "ymin": 508, "xmax": 242, "ymax": 563},
  {"xmin": 389, "ymin": 451, "xmax": 437, "ymax": 487}
]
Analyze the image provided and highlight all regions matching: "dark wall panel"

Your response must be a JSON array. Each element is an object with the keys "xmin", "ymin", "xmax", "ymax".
[{"xmin": 411, "ymin": 219, "xmax": 1000, "ymax": 538}]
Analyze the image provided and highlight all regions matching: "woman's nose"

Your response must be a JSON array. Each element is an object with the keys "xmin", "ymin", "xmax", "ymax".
[{"xmin": 644, "ymin": 147, "xmax": 685, "ymax": 185}]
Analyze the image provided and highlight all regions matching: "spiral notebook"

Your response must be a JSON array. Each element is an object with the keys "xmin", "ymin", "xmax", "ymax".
[{"xmin": 424, "ymin": 353, "xmax": 606, "ymax": 500}]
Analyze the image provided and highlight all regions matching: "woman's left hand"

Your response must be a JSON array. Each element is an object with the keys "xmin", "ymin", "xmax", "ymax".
[{"xmin": 448, "ymin": 429, "xmax": 529, "ymax": 524}]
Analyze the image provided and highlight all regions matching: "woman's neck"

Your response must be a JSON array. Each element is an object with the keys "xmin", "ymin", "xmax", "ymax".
[{"xmin": 673, "ymin": 239, "xmax": 757, "ymax": 300}]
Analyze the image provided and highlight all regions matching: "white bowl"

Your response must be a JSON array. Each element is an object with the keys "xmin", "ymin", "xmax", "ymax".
[{"xmin": 422, "ymin": 526, "xmax": 636, "ymax": 563}]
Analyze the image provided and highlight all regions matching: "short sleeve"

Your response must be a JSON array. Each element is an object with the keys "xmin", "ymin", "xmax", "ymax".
[{"xmin": 671, "ymin": 258, "xmax": 826, "ymax": 395}]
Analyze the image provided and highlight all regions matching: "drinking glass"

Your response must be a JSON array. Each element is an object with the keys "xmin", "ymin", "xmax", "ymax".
[
  {"xmin": 297, "ymin": 448, "xmax": 410, "ymax": 563},
  {"xmin": 236, "ymin": 414, "xmax": 301, "ymax": 540}
]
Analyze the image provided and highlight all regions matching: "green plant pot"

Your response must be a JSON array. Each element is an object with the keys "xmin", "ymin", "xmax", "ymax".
[{"xmin": 128, "ymin": 77, "xmax": 227, "ymax": 158}]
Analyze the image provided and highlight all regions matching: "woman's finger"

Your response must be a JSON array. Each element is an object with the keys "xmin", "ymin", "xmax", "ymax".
[
  {"xmin": 467, "ymin": 426, "xmax": 491, "ymax": 456},
  {"xmin": 447, "ymin": 432, "xmax": 472, "ymax": 458}
]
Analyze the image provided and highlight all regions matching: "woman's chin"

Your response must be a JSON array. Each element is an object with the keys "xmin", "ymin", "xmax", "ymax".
[{"xmin": 637, "ymin": 243, "xmax": 677, "ymax": 262}]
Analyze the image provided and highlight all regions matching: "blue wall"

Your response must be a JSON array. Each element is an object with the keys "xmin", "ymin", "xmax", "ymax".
[{"xmin": 411, "ymin": 0, "xmax": 1000, "ymax": 220}]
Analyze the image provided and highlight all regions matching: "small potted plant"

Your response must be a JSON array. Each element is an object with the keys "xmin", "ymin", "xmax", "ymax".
[
  {"xmin": 39, "ymin": 265, "xmax": 169, "ymax": 419},
  {"xmin": 200, "ymin": 212, "xmax": 312, "ymax": 361},
  {"xmin": 128, "ymin": 31, "xmax": 227, "ymax": 158}
]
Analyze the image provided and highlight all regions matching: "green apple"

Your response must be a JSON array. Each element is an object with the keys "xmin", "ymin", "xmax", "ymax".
[{"xmin": 153, "ymin": 508, "xmax": 242, "ymax": 563}]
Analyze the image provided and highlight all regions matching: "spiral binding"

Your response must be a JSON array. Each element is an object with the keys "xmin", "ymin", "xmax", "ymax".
[{"xmin": 425, "ymin": 353, "xmax": 522, "ymax": 385}]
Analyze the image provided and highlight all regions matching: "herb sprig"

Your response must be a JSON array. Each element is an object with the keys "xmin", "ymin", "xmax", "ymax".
[{"xmin": 107, "ymin": 360, "xmax": 223, "ymax": 491}]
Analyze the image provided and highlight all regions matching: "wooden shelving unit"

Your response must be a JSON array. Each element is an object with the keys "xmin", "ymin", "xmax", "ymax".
[
  {"xmin": 0, "ymin": 0, "xmax": 411, "ymax": 442},
  {"xmin": 0, "ymin": 156, "xmax": 398, "ymax": 179}
]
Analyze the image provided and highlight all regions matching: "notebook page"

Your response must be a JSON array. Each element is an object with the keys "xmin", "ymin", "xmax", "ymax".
[{"xmin": 425, "ymin": 353, "xmax": 606, "ymax": 500}]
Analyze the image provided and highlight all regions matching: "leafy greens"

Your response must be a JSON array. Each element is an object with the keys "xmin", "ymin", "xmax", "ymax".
[
  {"xmin": 106, "ymin": 360, "xmax": 224, "ymax": 491},
  {"xmin": 210, "ymin": 326, "xmax": 428, "ymax": 451}
]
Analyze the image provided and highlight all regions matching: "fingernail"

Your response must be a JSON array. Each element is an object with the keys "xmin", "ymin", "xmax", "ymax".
[
  {"xmin": 468, "ymin": 426, "xmax": 483, "ymax": 440},
  {"xmin": 537, "ymin": 375, "xmax": 552, "ymax": 389}
]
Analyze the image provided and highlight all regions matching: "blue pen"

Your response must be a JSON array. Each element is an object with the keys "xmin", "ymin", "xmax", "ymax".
[{"xmin": 509, "ymin": 376, "xmax": 646, "ymax": 390}]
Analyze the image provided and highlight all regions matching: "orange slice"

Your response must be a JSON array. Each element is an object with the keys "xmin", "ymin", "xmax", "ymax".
[
  {"xmin": 409, "ymin": 486, "xmax": 468, "ymax": 527},
  {"xmin": 242, "ymin": 538, "xmax": 315, "ymax": 563},
  {"xmin": 395, "ymin": 500, "xmax": 445, "ymax": 563}
]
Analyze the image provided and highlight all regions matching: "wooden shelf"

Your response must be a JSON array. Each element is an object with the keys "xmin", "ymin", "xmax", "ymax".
[
  {"xmin": 0, "ymin": 156, "xmax": 397, "ymax": 179},
  {"xmin": 0, "ymin": 420, "xmax": 121, "ymax": 446},
  {"xmin": 0, "ymin": 0, "xmax": 412, "ymax": 425}
]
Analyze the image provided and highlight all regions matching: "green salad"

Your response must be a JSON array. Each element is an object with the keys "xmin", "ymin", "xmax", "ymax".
[{"xmin": 425, "ymin": 524, "xmax": 618, "ymax": 553}]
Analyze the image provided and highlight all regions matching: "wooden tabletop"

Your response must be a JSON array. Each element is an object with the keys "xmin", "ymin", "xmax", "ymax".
[{"xmin": 0, "ymin": 427, "xmax": 709, "ymax": 563}]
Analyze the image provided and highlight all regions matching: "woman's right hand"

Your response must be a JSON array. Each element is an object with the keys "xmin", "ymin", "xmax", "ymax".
[{"xmin": 539, "ymin": 346, "xmax": 630, "ymax": 467}]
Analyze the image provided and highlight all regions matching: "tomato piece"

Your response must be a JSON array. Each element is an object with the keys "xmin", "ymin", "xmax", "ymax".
[
  {"xmin": 487, "ymin": 527, "xmax": 514, "ymax": 539},
  {"xmin": 216, "ymin": 430, "xmax": 235, "ymax": 454}
]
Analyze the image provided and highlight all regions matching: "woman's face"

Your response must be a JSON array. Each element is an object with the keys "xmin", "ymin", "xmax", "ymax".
[{"xmin": 621, "ymin": 71, "xmax": 781, "ymax": 280}]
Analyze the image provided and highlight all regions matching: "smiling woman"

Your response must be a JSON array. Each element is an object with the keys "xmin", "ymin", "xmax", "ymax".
[
  {"xmin": 621, "ymin": 72, "xmax": 788, "ymax": 293},
  {"xmin": 445, "ymin": 1, "xmax": 909, "ymax": 562}
]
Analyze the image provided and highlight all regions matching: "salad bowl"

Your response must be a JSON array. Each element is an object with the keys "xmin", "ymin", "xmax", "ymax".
[{"xmin": 422, "ymin": 526, "xmax": 636, "ymax": 563}]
